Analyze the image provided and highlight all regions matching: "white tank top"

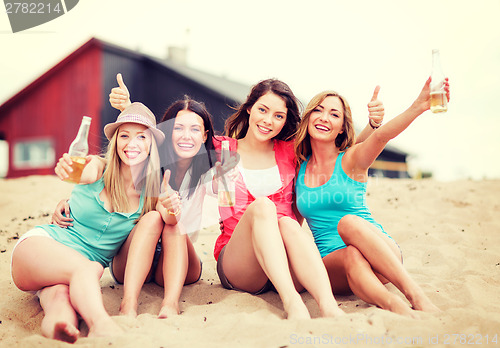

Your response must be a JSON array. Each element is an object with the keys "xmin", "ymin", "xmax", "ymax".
[{"xmin": 238, "ymin": 164, "xmax": 282, "ymax": 198}]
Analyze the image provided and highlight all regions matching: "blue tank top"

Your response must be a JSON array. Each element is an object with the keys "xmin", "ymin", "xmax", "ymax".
[
  {"xmin": 295, "ymin": 152, "xmax": 387, "ymax": 257},
  {"xmin": 38, "ymin": 177, "xmax": 144, "ymax": 267}
]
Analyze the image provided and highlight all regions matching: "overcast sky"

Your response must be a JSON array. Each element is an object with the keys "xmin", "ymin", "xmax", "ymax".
[{"xmin": 1, "ymin": 0, "xmax": 499, "ymax": 181}]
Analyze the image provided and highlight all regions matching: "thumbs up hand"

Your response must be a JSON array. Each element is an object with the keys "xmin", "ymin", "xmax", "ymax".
[
  {"xmin": 109, "ymin": 73, "xmax": 132, "ymax": 111},
  {"xmin": 159, "ymin": 170, "xmax": 181, "ymax": 217},
  {"xmin": 367, "ymin": 86, "xmax": 384, "ymax": 128}
]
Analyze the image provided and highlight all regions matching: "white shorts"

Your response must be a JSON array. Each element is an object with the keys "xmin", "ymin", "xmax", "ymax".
[{"xmin": 11, "ymin": 228, "xmax": 54, "ymax": 273}]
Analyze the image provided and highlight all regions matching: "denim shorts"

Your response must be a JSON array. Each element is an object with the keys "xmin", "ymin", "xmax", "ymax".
[
  {"xmin": 109, "ymin": 241, "xmax": 203, "ymax": 284},
  {"xmin": 216, "ymin": 245, "xmax": 275, "ymax": 295}
]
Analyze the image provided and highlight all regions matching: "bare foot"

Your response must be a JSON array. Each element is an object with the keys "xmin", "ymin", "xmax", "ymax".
[
  {"xmin": 384, "ymin": 294, "xmax": 420, "ymax": 319},
  {"xmin": 119, "ymin": 300, "xmax": 138, "ymax": 318},
  {"xmin": 87, "ymin": 317, "xmax": 123, "ymax": 338},
  {"xmin": 158, "ymin": 300, "xmax": 180, "ymax": 319},
  {"xmin": 284, "ymin": 294, "xmax": 310, "ymax": 320},
  {"xmin": 407, "ymin": 291, "xmax": 441, "ymax": 313},
  {"xmin": 320, "ymin": 303, "xmax": 346, "ymax": 318},
  {"xmin": 412, "ymin": 297, "xmax": 441, "ymax": 313},
  {"xmin": 41, "ymin": 321, "xmax": 80, "ymax": 343}
]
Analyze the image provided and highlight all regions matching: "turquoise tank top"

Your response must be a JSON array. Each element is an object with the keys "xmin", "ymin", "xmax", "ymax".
[
  {"xmin": 295, "ymin": 152, "xmax": 388, "ymax": 257},
  {"xmin": 39, "ymin": 177, "xmax": 144, "ymax": 267}
]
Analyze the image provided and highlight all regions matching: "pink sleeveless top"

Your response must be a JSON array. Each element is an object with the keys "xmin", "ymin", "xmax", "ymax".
[{"xmin": 213, "ymin": 136, "xmax": 297, "ymax": 261}]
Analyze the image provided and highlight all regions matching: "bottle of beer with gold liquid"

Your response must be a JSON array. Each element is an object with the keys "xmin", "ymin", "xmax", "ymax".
[
  {"xmin": 430, "ymin": 49, "xmax": 448, "ymax": 113},
  {"xmin": 218, "ymin": 140, "xmax": 235, "ymax": 207},
  {"xmin": 64, "ymin": 116, "xmax": 91, "ymax": 184}
]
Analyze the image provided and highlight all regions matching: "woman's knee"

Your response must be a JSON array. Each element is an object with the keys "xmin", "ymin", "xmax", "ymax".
[
  {"xmin": 137, "ymin": 211, "xmax": 164, "ymax": 237},
  {"xmin": 161, "ymin": 223, "xmax": 184, "ymax": 237},
  {"xmin": 337, "ymin": 215, "xmax": 367, "ymax": 242},
  {"xmin": 344, "ymin": 245, "xmax": 364, "ymax": 263},
  {"xmin": 43, "ymin": 284, "xmax": 70, "ymax": 302},
  {"xmin": 247, "ymin": 197, "xmax": 277, "ymax": 219},
  {"xmin": 73, "ymin": 261, "xmax": 104, "ymax": 280},
  {"xmin": 343, "ymin": 245, "xmax": 370, "ymax": 276}
]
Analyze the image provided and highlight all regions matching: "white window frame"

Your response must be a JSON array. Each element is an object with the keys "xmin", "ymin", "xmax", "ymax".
[{"xmin": 13, "ymin": 138, "xmax": 55, "ymax": 169}]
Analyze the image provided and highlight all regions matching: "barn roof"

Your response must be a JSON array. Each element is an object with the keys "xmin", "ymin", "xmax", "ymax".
[{"xmin": 0, "ymin": 37, "xmax": 407, "ymax": 157}]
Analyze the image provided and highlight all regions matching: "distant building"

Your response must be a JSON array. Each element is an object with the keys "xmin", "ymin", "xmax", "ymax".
[{"xmin": 0, "ymin": 37, "xmax": 408, "ymax": 178}]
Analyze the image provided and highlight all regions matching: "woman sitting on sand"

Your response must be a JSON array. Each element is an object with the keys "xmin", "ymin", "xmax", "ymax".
[
  {"xmin": 294, "ymin": 77, "xmax": 450, "ymax": 317},
  {"xmin": 53, "ymin": 74, "xmax": 217, "ymax": 319},
  {"xmin": 212, "ymin": 78, "xmax": 383, "ymax": 319},
  {"xmin": 11, "ymin": 103, "xmax": 164, "ymax": 343},
  {"xmin": 109, "ymin": 76, "xmax": 217, "ymax": 318}
]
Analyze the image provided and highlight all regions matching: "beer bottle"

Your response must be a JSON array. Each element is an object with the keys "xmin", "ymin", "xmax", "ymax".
[
  {"xmin": 430, "ymin": 49, "xmax": 448, "ymax": 113},
  {"xmin": 64, "ymin": 116, "xmax": 91, "ymax": 184},
  {"xmin": 217, "ymin": 140, "xmax": 235, "ymax": 207}
]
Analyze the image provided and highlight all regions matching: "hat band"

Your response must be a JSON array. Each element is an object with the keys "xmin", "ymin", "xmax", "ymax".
[{"xmin": 117, "ymin": 114, "xmax": 156, "ymax": 128}]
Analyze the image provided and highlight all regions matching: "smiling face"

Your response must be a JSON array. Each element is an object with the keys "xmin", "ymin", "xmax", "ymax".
[
  {"xmin": 116, "ymin": 123, "xmax": 152, "ymax": 167},
  {"xmin": 246, "ymin": 92, "xmax": 287, "ymax": 142},
  {"xmin": 171, "ymin": 109, "xmax": 207, "ymax": 160},
  {"xmin": 307, "ymin": 96, "xmax": 345, "ymax": 143}
]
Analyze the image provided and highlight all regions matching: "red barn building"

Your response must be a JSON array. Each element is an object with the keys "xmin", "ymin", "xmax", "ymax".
[
  {"xmin": 0, "ymin": 37, "xmax": 248, "ymax": 178},
  {"xmin": 0, "ymin": 39, "xmax": 102, "ymax": 178},
  {"xmin": 0, "ymin": 37, "xmax": 409, "ymax": 179}
]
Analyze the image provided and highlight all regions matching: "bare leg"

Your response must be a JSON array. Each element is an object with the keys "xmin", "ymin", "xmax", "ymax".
[
  {"xmin": 346, "ymin": 246, "xmax": 417, "ymax": 317},
  {"xmin": 11, "ymin": 237, "xmax": 123, "ymax": 339},
  {"xmin": 278, "ymin": 217, "xmax": 344, "ymax": 318},
  {"xmin": 338, "ymin": 215, "xmax": 439, "ymax": 312},
  {"xmin": 38, "ymin": 285, "xmax": 80, "ymax": 343},
  {"xmin": 117, "ymin": 211, "xmax": 164, "ymax": 317},
  {"xmin": 155, "ymin": 224, "xmax": 201, "ymax": 318},
  {"xmin": 221, "ymin": 198, "xmax": 310, "ymax": 319},
  {"xmin": 321, "ymin": 247, "xmax": 417, "ymax": 317}
]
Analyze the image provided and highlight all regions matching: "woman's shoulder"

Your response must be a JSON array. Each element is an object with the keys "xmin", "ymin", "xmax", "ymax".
[{"xmin": 274, "ymin": 139, "xmax": 296, "ymax": 160}]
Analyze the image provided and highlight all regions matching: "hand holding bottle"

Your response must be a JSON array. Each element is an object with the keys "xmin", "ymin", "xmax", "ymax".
[
  {"xmin": 216, "ymin": 141, "xmax": 237, "ymax": 207},
  {"xmin": 60, "ymin": 116, "xmax": 92, "ymax": 184},
  {"xmin": 411, "ymin": 77, "xmax": 450, "ymax": 115},
  {"xmin": 430, "ymin": 49, "xmax": 449, "ymax": 113},
  {"xmin": 55, "ymin": 153, "xmax": 92, "ymax": 183}
]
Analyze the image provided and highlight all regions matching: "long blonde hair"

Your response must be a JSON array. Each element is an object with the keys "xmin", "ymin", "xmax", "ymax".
[
  {"xmin": 103, "ymin": 129, "xmax": 161, "ymax": 220},
  {"xmin": 294, "ymin": 91, "xmax": 356, "ymax": 164}
]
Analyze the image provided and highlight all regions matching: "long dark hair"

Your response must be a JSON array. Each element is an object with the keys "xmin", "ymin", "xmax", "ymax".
[
  {"xmin": 159, "ymin": 96, "xmax": 215, "ymax": 198},
  {"xmin": 224, "ymin": 79, "xmax": 301, "ymax": 141}
]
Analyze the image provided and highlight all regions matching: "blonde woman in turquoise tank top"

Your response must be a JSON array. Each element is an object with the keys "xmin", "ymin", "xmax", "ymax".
[
  {"xmin": 10, "ymin": 103, "xmax": 163, "ymax": 343},
  {"xmin": 294, "ymin": 78, "xmax": 450, "ymax": 318}
]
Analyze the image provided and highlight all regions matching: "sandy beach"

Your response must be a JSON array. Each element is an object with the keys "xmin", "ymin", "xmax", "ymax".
[{"xmin": 1, "ymin": 175, "xmax": 499, "ymax": 347}]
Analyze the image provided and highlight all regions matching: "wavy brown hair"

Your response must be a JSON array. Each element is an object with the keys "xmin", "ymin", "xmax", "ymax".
[
  {"xmin": 294, "ymin": 91, "xmax": 355, "ymax": 164},
  {"xmin": 224, "ymin": 79, "xmax": 301, "ymax": 141}
]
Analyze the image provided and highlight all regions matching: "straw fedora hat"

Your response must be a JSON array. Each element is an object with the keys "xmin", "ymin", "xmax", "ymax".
[{"xmin": 104, "ymin": 102, "xmax": 165, "ymax": 144}]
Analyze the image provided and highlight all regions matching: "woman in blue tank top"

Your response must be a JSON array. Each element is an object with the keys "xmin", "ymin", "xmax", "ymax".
[
  {"xmin": 295, "ymin": 78, "xmax": 449, "ymax": 317},
  {"xmin": 11, "ymin": 103, "xmax": 164, "ymax": 343}
]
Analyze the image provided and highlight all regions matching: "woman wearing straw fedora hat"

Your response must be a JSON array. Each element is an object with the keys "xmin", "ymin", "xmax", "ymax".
[
  {"xmin": 53, "ymin": 74, "xmax": 218, "ymax": 319},
  {"xmin": 10, "ymin": 103, "xmax": 164, "ymax": 343},
  {"xmin": 107, "ymin": 75, "xmax": 218, "ymax": 319}
]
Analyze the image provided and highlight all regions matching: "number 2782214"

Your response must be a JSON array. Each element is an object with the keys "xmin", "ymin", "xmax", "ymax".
[{"xmin": 5, "ymin": 2, "xmax": 62, "ymax": 14}]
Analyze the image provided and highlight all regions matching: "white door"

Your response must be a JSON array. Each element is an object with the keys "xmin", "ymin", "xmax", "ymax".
[{"xmin": 0, "ymin": 140, "xmax": 8, "ymax": 178}]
